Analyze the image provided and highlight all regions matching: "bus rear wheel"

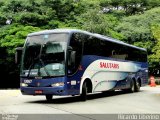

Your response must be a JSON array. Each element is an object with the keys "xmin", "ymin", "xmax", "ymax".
[
  {"xmin": 135, "ymin": 81, "xmax": 140, "ymax": 92},
  {"xmin": 46, "ymin": 95, "xmax": 53, "ymax": 101},
  {"xmin": 80, "ymin": 82, "xmax": 87, "ymax": 101},
  {"xmin": 129, "ymin": 80, "xmax": 135, "ymax": 93}
]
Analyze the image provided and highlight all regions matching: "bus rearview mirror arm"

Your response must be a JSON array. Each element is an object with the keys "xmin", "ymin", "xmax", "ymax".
[
  {"xmin": 68, "ymin": 50, "xmax": 76, "ymax": 68},
  {"xmin": 70, "ymin": 51, "xmax": 76, "ymax": 66}
]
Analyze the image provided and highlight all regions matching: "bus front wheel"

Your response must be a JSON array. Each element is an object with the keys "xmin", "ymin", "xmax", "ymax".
[
  {"xmin": 46, "ymin": 95, "xmax": 53, "ymax": 101},
  {"xmin": 80, "ymin": 82, "xmax": 87, "ymax": 101}
]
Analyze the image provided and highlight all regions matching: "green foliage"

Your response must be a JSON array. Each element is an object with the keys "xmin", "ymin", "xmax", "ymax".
[
  {"xmin": 0, "ymin": 0, "xmax": 160, "ymax": 86},
  {"xmin": 134, "ymin": 41, "xmax": 153, "ymax": 52},
  {"xmin": 15, "ymin": 12, "xmax": 49, "ymax": 26},
  {"xmin": 0, "ymin": 12, "xmax": 7, "ymax": 26},
  {"xmin": 109, "ymin": 30, "xmax": 125, "ymax": 40},
  {"xmin": 149, "ymin": 24, "xmax": 160, "ymax": 67},
  {"xmin": 78, "ymin": 9, "xmax": 109, "ymax": 34},
  {"xmin": 0, "ymin": 24, "xmax": 41, "ymax": 54},
  {"xmin": 151, "ymin": 24, "xmax": 160, "ymax": 41},
  {"xmin": 0, "ymin": 0, "xmax": 159, "ymax": 61},
  {"xmin": 115, "ymin": 7, "xmax": 160, "ymax": 43},
  {"xmin": 78, "ymin": 8, "xmax": 121, "ymax": 38},
  {"xmin": 115, "ymin": 7, "xmax": 160, "ymax": 67},
  {"xmin": 100, "ymin": 0, "xmax": 160, "ymax": 15}
]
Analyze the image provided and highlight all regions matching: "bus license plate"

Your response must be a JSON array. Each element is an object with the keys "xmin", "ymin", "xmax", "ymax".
[{"xmin": 35, "ymin": 90, "xmax": 43, "ymax": 94}]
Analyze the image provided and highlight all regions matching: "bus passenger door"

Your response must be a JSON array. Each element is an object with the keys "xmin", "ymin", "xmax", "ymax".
[{"xmin": 67, "ymin": 33, "xmax": 83, "ymax": 95}]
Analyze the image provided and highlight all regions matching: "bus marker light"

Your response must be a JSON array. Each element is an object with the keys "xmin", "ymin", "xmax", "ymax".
[
  {"xmin": 71, "ymin": 81, "xmax": 76, "ymax": 85},
  {"xmin": 21, "ymin": 83, "xmax": 28, "ymax": 87},
  {"xmin": 78, "ymin": 65, "xmax": 83, "ymax": 70}
]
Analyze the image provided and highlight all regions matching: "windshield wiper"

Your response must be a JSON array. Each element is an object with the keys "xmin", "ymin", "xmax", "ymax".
[
  {"xmin": 39, "ymin": 58, "xmax": 51, "ymax": 76},
  {"xmin": 27, "ymin": 44, "xmax": 51, "ymax": 78},
  {"xmin": 38, "ymin": 44, "xmax": 51, "ymax": 77},
  {"xmin": 27, "ymin": 57, "xmax": 38, "ymax": 78}
]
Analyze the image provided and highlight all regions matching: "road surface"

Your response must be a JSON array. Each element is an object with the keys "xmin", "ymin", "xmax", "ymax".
[{"xmin": 0, "ymin": 86, "xmax": 160, "ymax": 120}]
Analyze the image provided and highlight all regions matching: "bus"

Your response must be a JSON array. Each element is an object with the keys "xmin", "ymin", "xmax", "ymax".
[{"xmin": 16, "ymin": 29, "xmax": 148, "ymax": 101}]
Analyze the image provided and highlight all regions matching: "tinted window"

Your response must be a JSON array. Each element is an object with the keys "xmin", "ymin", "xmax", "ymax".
[
  {"xmin": 83, "ymin": 35, "xmax": 101, "ymax": 56},
  {"xmin": 127, "ymin": 47, "xmax": 147, "ymax": 62},
  {"xmin": 83, "ymin": 35, "xmax": 147, "ymax": 62}
]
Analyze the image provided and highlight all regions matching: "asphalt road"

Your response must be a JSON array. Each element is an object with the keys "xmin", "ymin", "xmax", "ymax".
[{"xmin": 0, "ymin": 86, "xmax": 160, "ymax": 120}]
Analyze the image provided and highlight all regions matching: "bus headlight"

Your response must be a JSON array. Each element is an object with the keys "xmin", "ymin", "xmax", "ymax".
[
  {"xmin": 51, "ymin": 82, "xmax": 64, "ymax": 87},
  {"xmin": 21, "ymin": 83, "xmax": 28, "ymax": 87}
]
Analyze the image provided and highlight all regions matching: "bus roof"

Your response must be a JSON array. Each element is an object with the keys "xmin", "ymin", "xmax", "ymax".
[{"xmin": 28, "ymin": 28, "xmax": 146, "ymax": 51}]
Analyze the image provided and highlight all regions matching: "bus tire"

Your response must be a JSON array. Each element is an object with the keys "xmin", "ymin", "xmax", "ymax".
[
  {"xmin": 80, "ymin": 82, "xmax": 87, "ymax": 101},
  {"xmin": 129, "ymin": 80, "xmax": 135, "ymax": 93},
  {"xmin": 135, "ymin": 81, "xmax": 140, "ymax": 92},
  {"xmin": 46, "ymin": 95, "xmax": 53, "ymax": 101}
]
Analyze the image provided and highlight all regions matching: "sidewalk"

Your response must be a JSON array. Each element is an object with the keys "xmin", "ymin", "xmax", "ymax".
[{"xmin": 141, "ymin": 85, "xmax": 160, "ymax": 93}]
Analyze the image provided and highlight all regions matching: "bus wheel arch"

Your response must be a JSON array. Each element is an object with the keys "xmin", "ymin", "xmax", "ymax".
[
  {"xmin": 80, "ymin": 78, "xmax": 92, "ymax": 93},
  {"xmin": 86, "ymin": 79, "xmax": 93, "ymax": 93},
  {"xmin": 80, "ymin": 78, "xmax": 92, "ymax": 101}
]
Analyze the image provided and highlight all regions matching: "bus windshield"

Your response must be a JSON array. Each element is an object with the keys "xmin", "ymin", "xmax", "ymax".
[{"xmin": 20, "ymin": 33, "xmax": 68, "ymax": 78}]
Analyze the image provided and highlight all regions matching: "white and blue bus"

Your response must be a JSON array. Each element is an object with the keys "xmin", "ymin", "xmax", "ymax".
[{"xmin": 16, "ymin": 29, "xmax": 148, "ymax": 101}]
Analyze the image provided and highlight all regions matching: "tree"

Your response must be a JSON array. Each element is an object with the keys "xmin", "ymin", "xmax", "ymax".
[
  {"xmin": 0, "ymin": 23, "xmax": 41, "ymax": 88},
  {"xmin": 0, "ymin": 0, "xmax": 159, "ymax": 88},
  {"xmin": 77, "ymin": 8, "xmax": 122, "ymax": 39},
  {"xmin": 149, "ymin": 24, "xmax": 160, "ymax": 68},
  {"xmin": 115, "ymin": 7, "xmax": 160, "ymax": 67},
  {"xmin": 15, "ymin": 12, "xmax": 49, "ymax": 27},
  {"xmin": 115, "ymin": 7, "xmax": 160, "ymax": 43},
  {"xmin": 0, "ymin": 24, "xmax": 41, "ymax": 54}
]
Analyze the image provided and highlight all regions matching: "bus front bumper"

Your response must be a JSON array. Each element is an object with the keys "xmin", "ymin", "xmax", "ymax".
[{"xmin": 20, "ymin": 86, "xmax": 68, "ymax": 96}]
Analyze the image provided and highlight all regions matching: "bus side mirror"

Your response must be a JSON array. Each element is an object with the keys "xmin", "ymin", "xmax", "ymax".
[{"xmin": 15, "ymin": 47, "xmax": 23, "ymax": 64}]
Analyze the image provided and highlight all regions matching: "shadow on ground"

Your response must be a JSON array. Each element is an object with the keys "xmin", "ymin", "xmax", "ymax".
[{"xmin": 27, "ymin": 90, "xmax": 144, "ymax": 104}]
